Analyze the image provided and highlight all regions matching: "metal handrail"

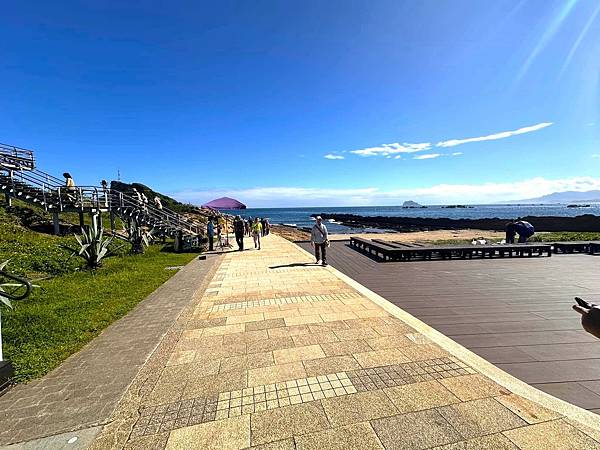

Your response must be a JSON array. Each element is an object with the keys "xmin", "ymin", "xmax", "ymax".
[
  {"xmin": 0, "ymin": 144, "xmax": 35, "ymax": 171},
  {"xmin": 1, "ymin": 160, "xmax": 203, "ymax": 236}
]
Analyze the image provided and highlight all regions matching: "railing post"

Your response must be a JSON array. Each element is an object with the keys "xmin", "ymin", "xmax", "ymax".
[
  {"xmin": 53, "ymin": 212, "xmax": 60, "ymax": 235},
  {"xmin": 57, "ymin": 187, "xmax": 64, "ymax": 212}
]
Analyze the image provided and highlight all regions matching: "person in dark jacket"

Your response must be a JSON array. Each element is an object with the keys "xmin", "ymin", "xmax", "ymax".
[
  {"xmin": 233, "ymin": 216, "xmax": 245, "ymax": 251},
  {"xmin": 506, "ymin": 220, "xmax": 535, "ymax": 243}
]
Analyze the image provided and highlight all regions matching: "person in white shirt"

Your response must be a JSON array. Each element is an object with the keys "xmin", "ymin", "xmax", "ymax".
[{"xmin": 310, "ymin": 216, "xmax": 329, "ymax": 266}]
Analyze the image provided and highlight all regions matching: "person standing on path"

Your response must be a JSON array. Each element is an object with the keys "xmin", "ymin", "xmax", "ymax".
[
  {"xmin": 311, "ymin": 216, "xmax": 329, "ymax": 266},
  {"xmin": 234, "ymin": 215, "xmax": 245, "ymax": 251},
  {"xmin": 252, "ymin": 217, "xmax": 262, "ymax": 250},
  {"xmin": 207, "ymin": 218, "xmax": 215, "ymax": 251}
]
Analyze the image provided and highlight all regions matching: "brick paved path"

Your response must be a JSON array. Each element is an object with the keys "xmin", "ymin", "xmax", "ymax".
[
  {"xmin": 0, "ymin": 254, "xmax": 221, "ymax": 448},
  {"xmin": 89, "ymin": 234, "xmax": 600, "ymax": 449}
]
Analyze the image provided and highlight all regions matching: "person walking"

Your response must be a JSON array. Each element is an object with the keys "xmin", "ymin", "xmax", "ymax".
[
  {"xmin": 233, "ymin": 215, "xmax": 245, "ymax": 251},
  {"xmin": 63, "ymin": 172, "xmax": 77, "ymax": 203},
  {"xmin": 311, "ymin": 216, "xmax": 329, "ymax": 266},
  {"xmin": 252, "ymin": 217, "xmax": 263, "ymax": 250},
  {"xmin": 245, "ymin": 219, "xmax": 250, "ymax": 237},
  {"xmin": 264, "ymin": 218, "xmax": 270, "ymax": 235},
  {"xmin": 207, "ymin": 218, "xmax": 215, "ymax": 251},
  {"xmin": 261, "ymin": 218, "xmax": 267, "ymax": 236}
]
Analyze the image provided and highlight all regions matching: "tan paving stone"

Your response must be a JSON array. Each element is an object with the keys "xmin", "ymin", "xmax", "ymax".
[
  {"xmin": 321, "ymin": 390, "xmax": 398, "ymax": 427},
  {"xmin": 273, "ymin": 345, "xmax": 326, "ymax": 365},
  {"xmin": 245, "ymin": 318, "xmax": 286, "ymax": 332},
  {"xmin": 222, "ymin": 330, "xmax": 269, "ymax": 345},
  {"xmin": 385, "ymin": 380, "xmax": 461, "ymax": 413},
  {"xmin": 124, "ymin": 432, "xmax": 169, "ymax": 450},
  {"xmin": 250, "ymin": 401, "xmax": 330, "ymax": 446},
  {"xmin": 334, "ymin": 327, "xmax": 380, "ymax": 341},
  {"xmin": 320, "ymin": 339, "xmax": 372, "ymax": 357},
  {"xmin": 193, "ymin": 342, "xmax": 246, "ymax": 363},
  {"xmin": 439, "ymin": 374, "xmax": 509, "ymax": 401},
  {"xmin": 495, "ymin": 394, "xmax": 562, "ymax": 424},
  {"xmin": 371, "ymin": 409, "xmax": 463, "ymax": 450},
  {"xmin": 295, "ymin": 422, "xmax": 384, "ymax": 450},
  {"xmin": 248, "ymin": 362, "xmax": 307, "ymax": 387},
  {"xmin": 165, "ymin": 414, "xmax": 250, "ymax": 450},
  {"xmin": 226, "ymin": 312, "xmax": 265, "ymax": 325},
  {"xmin": 291, "ymin": 331, "xmax": 339, "ymax": 347},
  {"xmin": 284, "ymin": 315, "xmax": 323, "ymax": 326},
  {"xmin": 371, "ymin": 323, "xmax": 414, "ymax": 336},
  {"xmin": 353, "ymin": 348, "xmax": 410, "ymax": 368},
  {"xmin": 161, "ymin": 359, "xmax": 221, "ymax": 381},
  {"xmin": 503, "ymin": 419, "xmax": 600, "ymax": 450},
  {"xmin": 366, "ymin": 335, "xmax": 413, "ymax": 350},
  {"xmin": 353, "ymin": 309, "xmax": 389, "ymax": 319},
  {"xmin": 432, "ymin": 433, "xmax": 519, "ymax": 449},
  {"xmin": 220, "ymin": 351, "xmax": 274, "ymax": 373},
  {"xmin": 166, "ymin": 350, "xmax": 196, "ymax": 366},
  {"xmin": 308, "ymin": 321, "xmax": 350, "ymax": 332},
  {"xmin": 302, "ymin": 355, "xmax": 362, "ymax": 377},
  {"xmin": 438, "ymin": 397, "xmax": 527, "ymax": 439},
  {"xmin": 246, "ymin": 438, "xmax": 296, "ymax": 450},
  {"xmin": 182, "ymin": 370, "xmax": 247, "ymax": 399},
  {"xmin": 247, "ymin": 336, "xmax": 295, "ymax": 354},
  {"xmin": 398, "ymin": 343, "xmax": 449, "ymax": 361},
  {"xmin": 202, "ymin": 323, "xmax": 246, "ymax": 336},
  {"xmin": 321, "ymin": 311, "xmax": 359, "ymax": 322}
]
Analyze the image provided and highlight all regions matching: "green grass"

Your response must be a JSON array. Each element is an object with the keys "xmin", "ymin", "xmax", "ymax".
[
  {"xmin": 428, "ymin": 232, "xmax": 600, "ymax": 246},
  {"xmin": 0, "ymin": 203, "xmax": 198, "ymax": 382},
  {"xmin": 530, "ymin": 232, "xmax": 600, "ymax": 242}
]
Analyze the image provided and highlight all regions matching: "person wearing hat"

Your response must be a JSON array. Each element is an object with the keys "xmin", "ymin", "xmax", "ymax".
[
  {"xmin": 233, "ymin": 215, "xmax": 245, "ymax": 251},
  {"xmin": 311, "ymin": 216, "xmax": 329, "ymax": 266}
]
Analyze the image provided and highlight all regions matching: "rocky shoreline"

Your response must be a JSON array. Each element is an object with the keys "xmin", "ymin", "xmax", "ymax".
[{"xmin": 313, "ymin": 213, "xmax": 600, "ymax": 232}]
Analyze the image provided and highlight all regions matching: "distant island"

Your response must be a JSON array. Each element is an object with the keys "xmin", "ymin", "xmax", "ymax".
[{"xmin": 402, "ymin": 200, "xmax": 426, "ymax": 208}]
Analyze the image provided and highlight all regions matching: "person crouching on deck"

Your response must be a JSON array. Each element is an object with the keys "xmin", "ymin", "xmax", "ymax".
[
  {"xmin": 505, "ymin": 220, "xmax": 535, "ymax": 244},
  {"xmin": 311, "ymin": 216, "xmax": 329, "ymax": 266}
]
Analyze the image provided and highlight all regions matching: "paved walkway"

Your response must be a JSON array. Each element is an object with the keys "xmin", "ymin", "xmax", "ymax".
[
  {"xmin": 90, "ymin": 234, "xmax": 600, "ymax": 449},
  {"xmin": 0, "ymin": 253, "xmax": 221, "ymax": 448}
]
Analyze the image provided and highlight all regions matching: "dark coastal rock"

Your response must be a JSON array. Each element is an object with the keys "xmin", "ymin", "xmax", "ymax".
[{"xmin": 312, "ymin": 213, "xmax": 600, "ymax": 232}]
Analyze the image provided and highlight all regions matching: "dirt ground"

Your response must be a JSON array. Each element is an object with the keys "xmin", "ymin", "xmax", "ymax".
[{"xmin": 271, "ymin": 225, "xmax": 504, "ymax": 243}]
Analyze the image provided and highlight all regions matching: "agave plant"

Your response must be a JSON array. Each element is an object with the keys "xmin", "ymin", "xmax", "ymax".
[
  {"xmin": 125, "ymin": 219, "xmax": 153, "ymax": 254},
  {"xmin": 63, "ymin": 217, "xmax": 114, "ymax": 269},
  {"xmin": 0, "ymin": 260, "xmax": 37, "ymax": 309}
]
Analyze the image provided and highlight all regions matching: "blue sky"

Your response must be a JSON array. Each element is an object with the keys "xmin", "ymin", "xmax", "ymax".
[{"xmin": 2, "ymin": 0, "xmax": 600, "ymax": 206}]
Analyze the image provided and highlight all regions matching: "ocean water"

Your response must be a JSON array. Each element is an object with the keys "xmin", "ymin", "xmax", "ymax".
[{"xmin": 223, "ymin": 204, "xmax": 600, "ymax": 233}]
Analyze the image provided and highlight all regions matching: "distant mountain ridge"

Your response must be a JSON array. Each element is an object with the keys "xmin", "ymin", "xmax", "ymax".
[{"xmin": 509, "ymin": 190, "xmax": 600, "ymax": 204}]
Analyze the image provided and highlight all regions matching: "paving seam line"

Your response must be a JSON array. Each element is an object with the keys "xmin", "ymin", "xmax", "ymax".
[{"xmin": 293, "ymin": 241, "xmax": 600, "ymax": 431}]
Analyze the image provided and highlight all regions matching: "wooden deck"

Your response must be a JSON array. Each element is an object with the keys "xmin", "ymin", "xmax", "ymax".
[{"xmin": 298, "ymin": 239, "xmax": 600, "ymax": 413}]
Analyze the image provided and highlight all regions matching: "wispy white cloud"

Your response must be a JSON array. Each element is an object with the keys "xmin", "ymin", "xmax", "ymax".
[
  {"xmin": 336, "ymin": 122, "xmax": 552, "ymax": 160},
  {"xmin": 413, "ymin": 153, "xmax": 441, "ymax": 160},
  {"xmin": 436, "ymin": 122, "xmax": 553, "ymax": 148},
  {"xmin": 350, "ymin": 142, "xmax": 431, "ymax": 157},
  {"xmin": 169, "ymin": 176, "xmax": 600, "ymax": 208},
  {"xmin": 592, "ymin": 154, "xmax": 600, "ymax": 158}
]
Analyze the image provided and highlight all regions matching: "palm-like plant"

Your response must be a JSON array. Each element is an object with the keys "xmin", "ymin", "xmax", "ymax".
[{"xmin": 63, "ymin": 218, "xmax": 114, "ymax": 269}]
